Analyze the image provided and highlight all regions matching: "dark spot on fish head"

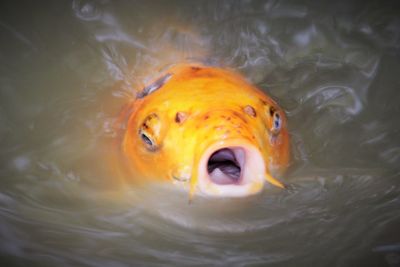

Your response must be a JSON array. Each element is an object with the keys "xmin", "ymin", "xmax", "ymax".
[
  {"xmin": 269, "ymin": 106, "xmax": 276, "ymax": 117},
  {"xmin": 204, "ymin": 115, "xmax": 210, "ymax": 120},
  {"xmin": 191, "ymin": 66, "xmax": 201, "ymax": 71},
  {"xmin": 232, "ymin": 111, "xmax": 247, "ymax": 123},
  {"xmin": 175, "ymin": 111, "xmax": 188, "ymax": 124},
  {"xmin": 244, "ymin": 105, "xmax": 257, "ymax": 117}
]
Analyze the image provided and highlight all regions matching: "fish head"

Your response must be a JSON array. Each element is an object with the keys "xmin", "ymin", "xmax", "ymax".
[{"xmin": 122, "ymin": 64, "xmax": 290, "ymax": 197}]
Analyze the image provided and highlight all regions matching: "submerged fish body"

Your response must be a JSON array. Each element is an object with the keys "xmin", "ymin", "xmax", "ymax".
[{"xmin": 119, "ymin": 64, "xmax": 290, "ymax": 198}]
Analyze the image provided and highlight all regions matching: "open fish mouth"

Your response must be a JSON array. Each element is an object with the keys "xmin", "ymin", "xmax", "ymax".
[
  {"xmin": 197, "ymin": 142, "xmax": 266, "ymax": 197},
  {"xmin": 207, "ymin": 148, "xmax": 245, "ymax": 185}
]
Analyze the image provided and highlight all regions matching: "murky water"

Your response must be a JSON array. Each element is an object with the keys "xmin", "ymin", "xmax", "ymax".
[{"xmin": 0, "ymin": 0, "xmax": 400, "ymax": 266}]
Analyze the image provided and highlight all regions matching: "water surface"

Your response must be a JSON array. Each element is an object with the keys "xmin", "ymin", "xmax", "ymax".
[{"xmin": 0, "ymin": 1, "xmax": 400, "ymax": 266}]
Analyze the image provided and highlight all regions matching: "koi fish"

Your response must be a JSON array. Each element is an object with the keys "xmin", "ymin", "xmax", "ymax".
[{"xmin": 117, "ymin": 63, "xmax": 290, "ymax": 199}]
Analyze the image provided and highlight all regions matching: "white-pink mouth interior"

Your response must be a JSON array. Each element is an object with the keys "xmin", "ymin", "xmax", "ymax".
[
  {"xmin": 197, "ymin": 143, "xmax": 266, "ymax": 197},
  {"xmin": 207, "ymin": 148, "xmax": 245, "ymax": 185}
]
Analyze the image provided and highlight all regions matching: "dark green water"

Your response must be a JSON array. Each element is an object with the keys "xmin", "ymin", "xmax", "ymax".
[{"xmin": 0, "ymin": 1, "xmax": 399, "ymax": 266}]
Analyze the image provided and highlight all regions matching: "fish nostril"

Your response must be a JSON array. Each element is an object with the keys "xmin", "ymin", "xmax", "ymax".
[
  {"xmin": 175, "ymin": 111, "xmax": 188, "ymax": 123},
  {"xmin": 244, "ymin": 105, "xmax": 257, "ymax": 117}
]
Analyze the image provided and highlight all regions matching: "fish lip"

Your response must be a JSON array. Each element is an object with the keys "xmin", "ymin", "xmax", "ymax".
[{"xmin": 197, "ymin": 140, "xmax": 266, "ymax": 197}]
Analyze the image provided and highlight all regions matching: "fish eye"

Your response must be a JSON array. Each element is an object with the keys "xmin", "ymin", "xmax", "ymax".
[
  {"xmin": 268, "ymin": 106, "xmax": 282, "ymax": 135},
  {"xmin": 138, "ymin": 113, "xmax": 161, "ymax": 151},
  {"xmin": 140, "ymin": 131, "xmax": 154, "ymax": 147},
  {"xmin": 272, "ymin": 112, "xmax": 281, "ymax": 133}
]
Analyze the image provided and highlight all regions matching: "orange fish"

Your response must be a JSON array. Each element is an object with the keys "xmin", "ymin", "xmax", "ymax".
[{"xmin": 117, "ymin": 63, "xmax": 290, "ymax": 199}]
